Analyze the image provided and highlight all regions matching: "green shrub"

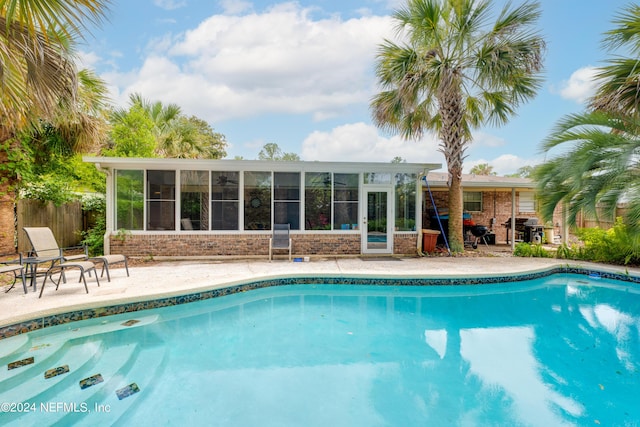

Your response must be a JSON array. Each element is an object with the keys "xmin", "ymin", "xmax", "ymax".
[
  {"xmin": 513, "ymin": 242, "xmax": 553, "ymax": 258},
  {"xmin": 81, "ymin": 194, "xmax": 106, "ymax": 256},
  {"xmin": 551, "ymin": 219, "xmax": 639, "ymax": 265},
  {"xmin": 575, "ymin": 218, "xmax": 639, "ymax": 265},
  {"xmin": 18, "ymin": 175, "xmax": 78, "ymax": 205}
]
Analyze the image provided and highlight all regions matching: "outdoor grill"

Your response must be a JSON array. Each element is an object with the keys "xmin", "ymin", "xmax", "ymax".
[
  {"xmin": 465, "ymin": 224, "xmax": 489, "ymax": 249},
  {"xmin": 504, "ymin": 217, "xmax": 542, "ymax": 243},
  {"xmin": 523, "ymin": 218, "xmax": 544, "ymax": 243}
]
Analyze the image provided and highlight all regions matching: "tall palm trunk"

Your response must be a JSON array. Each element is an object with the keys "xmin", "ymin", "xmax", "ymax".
[
  {"xmin": 447, "ymin": 168, "xmax": 464, "ymax": 252},
  {"xmin": 438, "ymin": 70, "xmax": 466, "ymax": 251}
]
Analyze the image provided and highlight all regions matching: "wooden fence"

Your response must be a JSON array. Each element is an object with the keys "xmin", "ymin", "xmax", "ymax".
[
  {"xmin": 576, "ymin": 206, "xmax": 629, "ymax": 230},
  {"xmin": 16, "ymin": 199, "xmax": 84, "ymax": 253}
]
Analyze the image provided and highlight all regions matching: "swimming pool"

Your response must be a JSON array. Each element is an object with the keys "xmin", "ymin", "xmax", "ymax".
[{"xmin": 0, "ymin": 272, "xmax": 639, "ymax": 426}]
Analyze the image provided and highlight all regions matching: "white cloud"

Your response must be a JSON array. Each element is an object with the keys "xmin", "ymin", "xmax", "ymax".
[
  {"xmin": 219, "ymin": 0, "xmax": 253, "ymax": 15},
  {"xmin": 103, "ymin": 4, "xmax": 394, "ymax": 122},
  {"xmin": 153, "ymin": 0, "xmax": 186, "ymax": 10},
  {"xmin": 556, "ymin": 66, "xmax": 598, "ymax": 103},
  {"xmin": 77, "ymin": 51, "xmax": 101, "ymax": 69},
  {"xmin": 300, "ymin": 122, "xmax": 443, "ymax": 165},
  {"xmin": 472, "ymin": 131, "xmax": 506, "ymax": 148}
]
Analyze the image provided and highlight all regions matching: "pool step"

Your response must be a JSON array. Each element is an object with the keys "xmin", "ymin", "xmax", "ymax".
[
  {"xmin": 0, "ymin": 339, "xmax": 68, "ymax": 388},
  {"xmin": 0, "ymin": 339, "xmax": 104, "ymax": 405},
  {"xmin": 67, "ymin": 344, "xmax": 168, "ymax": 426},
  {"xmin": 0, "ymin": 333, "xmax": 31, "ymax": 359},
  {"xmin": 1, "ymin": 341, "xmax": 138, "ymax": 426}
]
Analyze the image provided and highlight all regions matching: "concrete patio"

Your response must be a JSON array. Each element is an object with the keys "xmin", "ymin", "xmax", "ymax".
[{"xmin": 2, "ymin": 254, "xmax": 640, "ymax": 330}]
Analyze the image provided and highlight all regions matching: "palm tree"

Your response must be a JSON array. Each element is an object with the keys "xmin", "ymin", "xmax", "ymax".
[
  {"xmin": 470, "ymin": 163, "xmax": 496, "ymax": 176},
  {"xmin": 370, "ymin": 0, "xmax": 544, "ymax": 251},
  {"xmin": 590, "ymin": 4, "xmax": 640, "ymax": 116},
  {"xmin": 535, "ymin": 112, "xmax": 640, "ymax": 228},
  {"xmin": 0, "ymin": 0, "xmax": 110, "ymax": 253},
  {"xmin": 111, "ymin": 94, "xmax": 227, "ymax": 159},
  {"xmin": 0, "ymin": 0, "xmax": 110, "ymax": 134},
  {"xmin": 34, "ymin": 69, "xmax": 111, "ymax": 155},
  {"xmin": 536, "ymin": 5, "xmax": 640, "ymax": 246}
]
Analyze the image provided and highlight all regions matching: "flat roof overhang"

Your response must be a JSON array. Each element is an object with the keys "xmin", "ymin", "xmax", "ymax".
[
  {"xmin": 83, "ymin": 156, "xmax": 442, "ymax": 175},
  {"xmin": 424, "ymin": 172, "xmax": 535, "ymax": 190}
]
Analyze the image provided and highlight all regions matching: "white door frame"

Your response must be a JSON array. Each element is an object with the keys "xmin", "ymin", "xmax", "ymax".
[{"xmin": 362, "ymin": 187, "xmax": 393, "ymax": 254}]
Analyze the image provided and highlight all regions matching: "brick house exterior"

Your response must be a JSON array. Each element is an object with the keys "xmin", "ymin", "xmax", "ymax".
[
  {"xmin": 85, "ymin": 157, "xmax": 439, "ymax": 258},
  {"xmin": 423, "ymin": 172, "xmax": 563, "ymax": 246},
  {"xmin": 80, "ymin": 158, "xmax": 562, "ymax": 258}
]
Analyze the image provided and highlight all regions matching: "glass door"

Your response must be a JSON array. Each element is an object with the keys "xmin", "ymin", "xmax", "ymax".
[{"xmin": 362, "ymin": 189, "xmax": 392, "ymax": 253}]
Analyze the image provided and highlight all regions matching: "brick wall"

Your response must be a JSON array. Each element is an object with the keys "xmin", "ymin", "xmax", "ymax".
[
  {"xmin": 394, "ymin": 234, "xmax": 418, "ymax": 255},
  {"xmin": 109, "ymin": 232, "xmax": 420, "ymax": 258},
  {"xmin": 0, "ymin": 199, "xmax": 14, "ymax": 254},
  {"xmin": 423, "ymin": 189, "xmax": 563, "ymax": 243}
]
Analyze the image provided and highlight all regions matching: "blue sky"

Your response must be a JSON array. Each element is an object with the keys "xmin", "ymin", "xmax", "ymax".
[{"xmin": 80, "ymin": 0, "xmax": 631, "ymax": 174}]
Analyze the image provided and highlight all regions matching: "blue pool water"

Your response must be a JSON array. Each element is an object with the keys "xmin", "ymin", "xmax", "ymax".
[{"xmin": 1, "ymin": 273, "xmax": 639, "ymax": 426}]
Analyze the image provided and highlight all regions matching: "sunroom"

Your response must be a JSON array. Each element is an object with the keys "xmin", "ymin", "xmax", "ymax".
[{"xmin": 83, "ymin": 157, "xmax": 440, "ymax": 258}]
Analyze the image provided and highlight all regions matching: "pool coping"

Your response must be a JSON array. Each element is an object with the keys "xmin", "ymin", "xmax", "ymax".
[{"xmin": 1, "ymin": 264, "xmax": 639, "ymax": 341}]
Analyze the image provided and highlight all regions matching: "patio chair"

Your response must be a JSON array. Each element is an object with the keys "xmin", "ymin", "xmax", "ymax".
[
  {"xmin": 39, "ymin": 260, "xmax": 100, "ymax": 298},
  {"xmin": 24, "ymin": 226, "xmax": 130, "ymax": 282},
  {"xmin": 0, "ymin": 253, "xmax": 27, "ymax": 294},
  {"xmin": 269, "ymin": 223, "xmax": 292, "ymax": 262},
  {"xmin": 89, "ymin": 254, "xmax": 129, "ymax": 282},
  {"xmin": 23, "ymin": 227, "xmax": 88, "ymax": 263}
]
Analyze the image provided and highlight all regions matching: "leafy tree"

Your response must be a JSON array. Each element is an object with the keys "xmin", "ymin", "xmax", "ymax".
[
  {"xmin": 391, "ymin": 156, "xmax": 406, "ymax": 163},
  {"xmin": 104, "ymin": 104, "xmax": 157, "ymax": 157},
  {"xmin": 505, "ymin": 165, "xmax": 534, "ymax": 178},
  {"xmin": 0, "ymin": 0, "xmax": 110, "ymax": 252},
  {"xmin": 258, "ymin": 143, "xmax": 300, "ymax": 161},
  {"xmin": 370, "ymin": 0, "xmax": 544, "ymax": 251},
  {"xmin": 159, "ymin": 116, "xmax": 227, "ymax": 159},
  {"xmin": 20, "ymin": 69, "xmax": 110, "ymax": 173},
  {"xmin": 469, "ymin": 163, "xmax": 497, "ymax": 176},
  {"xmin": 109, "ymin": 93, "xmax": 227, "ymax": 159}
]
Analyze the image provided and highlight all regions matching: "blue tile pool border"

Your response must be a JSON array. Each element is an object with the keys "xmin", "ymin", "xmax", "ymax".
[{"xmin": 1, "ymin": 265, "xmax": 639, "ymax": 340}]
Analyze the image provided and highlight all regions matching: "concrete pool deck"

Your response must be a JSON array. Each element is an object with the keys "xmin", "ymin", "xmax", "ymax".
[{"xmin": 2, "ymin": 255, "xmax": 640, "ymax": 329}]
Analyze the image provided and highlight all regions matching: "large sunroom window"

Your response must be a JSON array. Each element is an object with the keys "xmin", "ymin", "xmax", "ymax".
[
  {"xmin": 274, "ymin": 172, "xmax": 300, "ymax": 229},
  {"xmin": 333, "ymin": 173, "xmax": 359, "ymax": 230},
  {"xmin": 211, "ymin": 171, "xmax": 239, "ymax": 230},
  {"xmin": 181, "ymin": 171, "xmax": 209, "ymax": 230},
  {"xmin": 395, "ymin": 173, "xmax": 416, "ymax": 231},
  {"xmin": 116, "ymin": 170, "xmax": 144, "ymax": 230},
  {"xmin": 147, "ymin": 170, "xmax": 175, "ymax": 230},
  {"xmin": 305, "ymin": 172, "xmax": 331, "ymax": 230},
  {"xmin": 244, "ymin": 171, "xmax": 271, "ymax": 230}
]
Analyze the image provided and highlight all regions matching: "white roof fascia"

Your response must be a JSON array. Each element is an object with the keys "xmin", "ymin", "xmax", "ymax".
[
  {"xmin": 424, "ymin": 172, "xmax": 535, "ymax": 190},
  {"xmin": 83, "ymin": 156, "xmax": 441, "ymax": 175}
]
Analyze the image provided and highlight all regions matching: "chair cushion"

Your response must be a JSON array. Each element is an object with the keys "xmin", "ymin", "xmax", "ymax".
[{"xmin": 92, "ymin": 255, "xmax": 126, "ymax": 263}]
